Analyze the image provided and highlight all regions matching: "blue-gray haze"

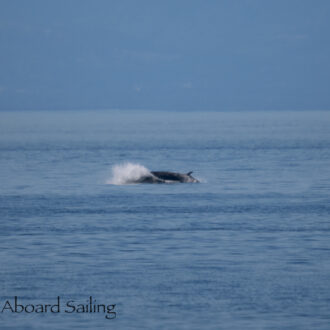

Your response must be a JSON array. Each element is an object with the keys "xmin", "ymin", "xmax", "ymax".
[{"xmin": 1, "ymin": 0, "xmax": 330, "ymax": 111}]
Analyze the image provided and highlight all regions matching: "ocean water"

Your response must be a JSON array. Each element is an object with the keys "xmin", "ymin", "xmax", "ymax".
[{"xmin": 0, "ymin": 110, "xmax": 330, "ymax": 329}]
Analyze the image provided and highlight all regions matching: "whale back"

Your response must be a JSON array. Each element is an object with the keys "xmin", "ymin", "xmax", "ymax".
[{"xmin": 151, "ymin": 171, "xmax": 199, "ymax": 183}]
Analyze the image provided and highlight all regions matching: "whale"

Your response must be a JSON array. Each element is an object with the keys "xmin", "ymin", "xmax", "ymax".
[{"xmin": 133, "ymin": 171, "xmax": 199, "ymax": 184}]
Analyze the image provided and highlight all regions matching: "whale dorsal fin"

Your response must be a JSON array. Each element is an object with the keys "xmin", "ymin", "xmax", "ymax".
[{"xmin": 187, "ymin": 171, "xmax": 193, "ymax": 176}]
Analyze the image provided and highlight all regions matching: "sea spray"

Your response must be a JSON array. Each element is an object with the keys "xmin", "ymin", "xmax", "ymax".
[{"xmin": 106, "ymin": 163, "xmax": 151, "ymax": 185}]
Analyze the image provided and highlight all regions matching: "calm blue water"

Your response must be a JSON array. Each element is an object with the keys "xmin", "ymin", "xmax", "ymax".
[{"xmin": 1, "ymin": 110, "xmax": 330, "ymax": 329}]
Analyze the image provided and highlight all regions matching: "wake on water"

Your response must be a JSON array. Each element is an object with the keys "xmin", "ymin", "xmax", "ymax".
[{"xmin": 106, "ymin": 163, "xmax": 152, "ymax": 185}]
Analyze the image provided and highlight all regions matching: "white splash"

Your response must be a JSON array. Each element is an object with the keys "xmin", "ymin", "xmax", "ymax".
[{"xmin": 106, "ymin": 163, "xmax": 151, "ymax": 185}]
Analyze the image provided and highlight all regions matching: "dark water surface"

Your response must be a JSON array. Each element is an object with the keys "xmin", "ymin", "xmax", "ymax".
[{"xmin": 1, "ymin": 110, "xmax": 330, "ymax": 329}]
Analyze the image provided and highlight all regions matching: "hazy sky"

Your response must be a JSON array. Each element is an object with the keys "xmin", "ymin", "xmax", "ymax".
[{"xmin": 1, "ymin": 0, "xmax": 330, "ymax": 111}]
